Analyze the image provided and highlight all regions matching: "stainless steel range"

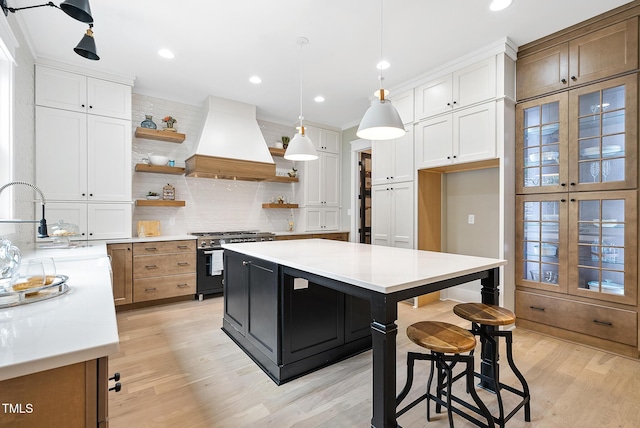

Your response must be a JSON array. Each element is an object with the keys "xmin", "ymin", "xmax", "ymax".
[{"xmin": 191, "ymin": 231, "xmax": 275, "ymax": 300}]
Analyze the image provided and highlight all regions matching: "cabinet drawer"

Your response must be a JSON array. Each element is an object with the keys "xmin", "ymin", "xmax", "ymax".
[
  {"xmin": 132, "ymin": 240, "xmax": 196, "ymax": 255},
  {"xmin": 516, "ymin": 291, "xmax": 637, "ymax": 346},
  {"xmin": 133, "ymin": 253, "xmax": 196, "ymax": 278},
  {"xmin": 134, "ymin": 273, "xmax": 196, "ymax": 302}
]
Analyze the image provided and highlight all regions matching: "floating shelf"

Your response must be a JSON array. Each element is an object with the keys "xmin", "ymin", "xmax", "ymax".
[
  {"xmin": 135, "ymin": 199, "xmax": 185, "ymax": 207},
  {"xmin": 135, "ymin": 127, "xmax": 186, "ymax": 143},
  {"xmin": 262, "ymin": 203, "xmax": 299, "ymax": 209},
  {"xmin": 269, "ymin": 147, "xmax": 286, "ymax": 157},
  {"xmin": 134, "ymin": 163, "xmax": 185, "ymax": 175},
  {"xmin": 265, "ymin": 176, "xmax": 298, "ymax": 183}
]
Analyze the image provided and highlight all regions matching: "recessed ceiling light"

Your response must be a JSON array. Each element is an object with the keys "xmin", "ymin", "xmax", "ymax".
[
  {"xmin": 314, "ymin": 96, "xmax": 325, "ymax": 103},
  {"xmin": 489, "ymin": 0, "xmax": 513, "ymax": 11},
  {"xmin": 376, "ymin": 60, "xmax": 390, "ymax": 70},
  {"xmin": 158, "ymin": 49, "xmax": 175, "ymax": 59},
  {"xmin": 249, "ymin": 76, "xmax": 262, "ymax": 84}
]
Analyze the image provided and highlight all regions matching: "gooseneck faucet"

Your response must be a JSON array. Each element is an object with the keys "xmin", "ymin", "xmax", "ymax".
[{"xmin": 0, "ymin": 181, "xmax": 49, "ymax": 238}]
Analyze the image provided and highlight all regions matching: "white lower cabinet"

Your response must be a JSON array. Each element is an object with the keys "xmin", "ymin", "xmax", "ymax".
[
  {"xmin": 304, "ymin": 208, "xmax": 340, "ymax": 231},
  {"xmin": 46, "ymin": 202, "xmax": 132, "ymax": 240},
  {"xmin": 415, "ymin": 101, "xmax": 496, "ymax": 169},
  {"xmin": 371, "ymin": 181, "xmax": 414, "ymax": 248}
]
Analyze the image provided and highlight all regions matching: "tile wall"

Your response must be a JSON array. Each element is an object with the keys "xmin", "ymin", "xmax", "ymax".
[{"xmin": 132, "ymin": 94, "xmax": 301, "ymax": 235}]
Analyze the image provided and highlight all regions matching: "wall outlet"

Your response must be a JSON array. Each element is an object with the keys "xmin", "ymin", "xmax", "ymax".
[{"xmin": 468, "ymin": 214, "xmax": 475, "ymax": 224}]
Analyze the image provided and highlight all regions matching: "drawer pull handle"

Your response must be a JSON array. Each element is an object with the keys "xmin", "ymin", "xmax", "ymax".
[
  {"xmin": 530, "ymin": 306, "xmax": 545, "ymax": 312},
  {"xmin": 177, "ymin": 262, "xmax": 189, "ymax": 266},
  {"xmin": 177, "ymin": 283, "xmax": 189, "ymax": 288},
  {"xmin": 177, "ymin": 245, "xmax": 189, "ymax": 249},
  {"xmin": 145, "ymin": 247, "xmax": 158, "ymax": 251},
  {"xmin": 145, "ymin": 265, "xmax": 158, "ymax": 269},
  {"xmin": 109, "ymin": 382, "xmax": 122, "ymax": 393},
  {"xmin": 242, "ymin": 260, "xmax": 252, "ymax": 266},
  {"xmin": 593, "ymin": 319, "xmax": 612, "ymax": 327},
  {"xmin": 145, "ymin": 287, "xmax": 157, "ymax": 292}
]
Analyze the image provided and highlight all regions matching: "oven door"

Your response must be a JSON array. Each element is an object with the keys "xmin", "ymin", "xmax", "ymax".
[{"xmin": 196, "ymin": 247, "xmax": 224, "ymax": 299}]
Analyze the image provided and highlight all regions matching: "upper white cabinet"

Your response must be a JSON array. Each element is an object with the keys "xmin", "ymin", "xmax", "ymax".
[
  {"xmin": 305, "ymin": 126, "xmax": 340, "ymax": 153},
  {"xmin": 415, "ymin": 102, "xmax": 496, "ymax": 169},
  {"xmin": 371, "ymin": 127, "xmax": 414, "ymax": 186},
  {"xmin": 390, "ymin": 89, "xmax": 414, "ymax": 125},
  {"xmin": 414, "ymin": 57, "xmax": 496, "ymax": 120},
  {"xmin": 304, "ymin": 152, "xmax": 340, "ymax": 207},
  {"xmin": 36, "ymin": 106, "xmax": 132, "ymax": 202},
  {"xmin": 36, "ymin": 65, "xmax": 132, "ymax": 120}
]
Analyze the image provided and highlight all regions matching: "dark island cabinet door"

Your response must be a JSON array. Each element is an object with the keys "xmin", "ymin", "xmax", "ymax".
[
  {"xmin": 223, "ymin": 251, "xmax": 249, "ymax": 335},
  {"xmin": 344, "ymin": 295, "xmax": 372, "ymax": 343},
  {"xmin": 246, "ymin": 259, "xmax": 279, "ymax": 363}
]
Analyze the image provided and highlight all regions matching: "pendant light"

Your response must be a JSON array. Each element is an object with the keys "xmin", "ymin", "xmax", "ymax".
[
  {"xmin": 284, "ymin": 37, "xmax": 319, "ymax": 161},
  {"xmin": 356, "ymin": 0, "xmax": 406, "ymax": 141}
]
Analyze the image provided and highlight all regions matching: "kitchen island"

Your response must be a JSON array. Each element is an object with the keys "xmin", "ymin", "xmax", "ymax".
[{"xmin": 221, "ymin": 239, "xmax": 506, "ymax": 428}]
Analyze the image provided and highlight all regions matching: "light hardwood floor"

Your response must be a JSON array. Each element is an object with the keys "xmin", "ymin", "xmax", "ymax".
[{"xmin": 109, "ymin": 297, "xmax": 640, "ymax": 427}]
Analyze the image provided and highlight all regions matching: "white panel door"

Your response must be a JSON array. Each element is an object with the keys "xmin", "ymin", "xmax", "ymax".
[
  {"xmin": 453, "ymin": 56, "xmax": 496, "ymax": 108},
  {"xmin": 415, "ymin": 115, "xmax": 453, "ymax": 169},
  {"xmin": 391, "ymin": 90, "xmax": 414, "ymax": 125},
  {"xmin": 45, "ymin": 202, "xmax": 88, "ymax": 240},
  {"xmin": 323, "ymin": 208, "xmax": 340, "ymax": 231},
  {"xmin": 392, "ymin": 127, "xmax": 414, "ymax": 183},
  {"xmin": 88, "ymin": 203, "xmax": 132, "ymax": 239},
  {"xmin": 35, "ymin": 66, "xmax": 86, "ymax": 112},
  {"xmin": 371, "ymin": 140, "xmax": 394, "ymax": 186},
  {"xmin": 87, "ymin": 115, "xmax": 132, "ymax": 202},
  {"xmin": 371, "ymin": 185, "xmax": 391, "ymax": 246},
  {"xmin": 415, "ymin": 75, "xmax": 453, "ymax": 120},
  {"xmin": 391, "ymin": 182, "xmax": 414, "ymax": 249},
  {"xmin": 87, "ymin": 78, "xmax": 132, "ymax": 120},
  {"xmin": 454, "ymin": 102, "xmax": 496, "ymax": 164},
  {"xmin": 321, "ymin": 129, "xmax": 341, "ymax": 154},
  {"xmin": 322, "ymin": 153, "xmax": 340, "ymax": 206},
  {"xmin": 35, "ymin": 106, "xmax": 88, "ymax": 201},
  {"xmin": 304, "ymin": 208, "xmax": 323, "ymax": 231}
]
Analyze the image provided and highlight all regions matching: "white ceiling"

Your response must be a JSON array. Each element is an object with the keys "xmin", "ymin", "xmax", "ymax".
[{"xmin": 8, "ymin": 0, "xmax": 635, "ymax": 129}]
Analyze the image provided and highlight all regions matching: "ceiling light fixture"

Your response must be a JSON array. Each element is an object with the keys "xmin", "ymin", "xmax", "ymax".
[
  {"xmin": 376, "ymin": 60, "xmax": 390, "ymax": 70},
  {"xmin": 356, "ymin": 0, "xmax": 405, "ymax": 141},
  {"xmin": 158, "ymin": 48, "xmax": 175, "ymax": 59},
  {"xmin": 314, "ymin": 95, "xmax": 325, "ymax": 103},
  {"xmin": 249, "ymin": 76, "xmax": 262, "ymax": 84},
  {"xmin": 284, "ymin": 37, "xmax": 318, "ymax": 162},
  {"xmin": 0, "ymin": 0, "xmax": 99, "ymax": 60},
  {"xmin": 489, "ymin": 0, "xmax": 513, "ymax": 11}
]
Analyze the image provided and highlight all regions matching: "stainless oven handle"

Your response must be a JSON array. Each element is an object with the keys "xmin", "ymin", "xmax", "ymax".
[{"xmin": 203, "ymin": 249, "xmax": 222, "ymax": 255}]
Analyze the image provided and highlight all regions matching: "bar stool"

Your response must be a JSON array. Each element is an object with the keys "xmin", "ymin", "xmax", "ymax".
[
  {"xmin": 396, "ymin": 321, "xmax": 495, "ymax": 428},
  {"xmin": 453, "ymin": 302, "xmax": 531, "ymax": 427}
]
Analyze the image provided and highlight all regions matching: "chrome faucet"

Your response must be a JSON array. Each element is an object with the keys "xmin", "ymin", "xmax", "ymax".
[{"xmin": 0, "ymin": 181, "xmax": 49, "ymax": 238}]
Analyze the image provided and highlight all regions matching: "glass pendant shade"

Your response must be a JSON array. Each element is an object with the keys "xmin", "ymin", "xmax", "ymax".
[
  {"xmin": 356, "ymin": 98, "xmax": 406, "ymax": 140},
  {"xmin": 60, "ymin": 0, "xmax": 93, "ymax": 23},
  {"xmin": 284, "ymin": 129, "xmax": 318, "ymax": 161},
  {"xmin": 74, "ymin": 28, "xmax": 99, "ymax": 60}
]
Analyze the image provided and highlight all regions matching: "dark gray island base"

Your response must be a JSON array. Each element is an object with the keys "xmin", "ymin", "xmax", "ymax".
[
  {"xmin": 222, "ymin": 249, "xmax": 373, "ymax": 384},
  {"xmin": 220, "ymin": 239, "xmax": 506, "ymax": 428}
]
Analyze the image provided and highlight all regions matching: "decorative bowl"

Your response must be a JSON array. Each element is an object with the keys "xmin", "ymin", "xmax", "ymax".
[{"xmin": 149, "ymin": 155, "xmax": 170, "ymax": 166}]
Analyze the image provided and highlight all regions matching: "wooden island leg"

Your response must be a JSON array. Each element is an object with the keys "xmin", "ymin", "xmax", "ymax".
[{"xmin": 370, "ymin": 294, "xmax": 399, "ymax": 428}]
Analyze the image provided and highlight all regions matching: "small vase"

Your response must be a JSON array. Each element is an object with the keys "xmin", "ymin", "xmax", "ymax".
[{"xmin": 141, "ymin": 115, "xmax": 157, "ymax": 129}]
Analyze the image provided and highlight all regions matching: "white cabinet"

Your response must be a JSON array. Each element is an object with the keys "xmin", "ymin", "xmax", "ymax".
[
  {"xmin": 36, "ymin": 65, "xmax": 132, "ymax": 120},
  {"xmin": 371, "ymin": 181, "xmax": 414, "ymax": 248},
  {"xmin": 303, "ymin": 152, "xmax": 340, "ymax": 207},
  {"xmin": 371, "ymin": 127, "xmax": 414, "ymax": 186},
  {"xmin": 47, "ymin": 202, "xmax": 132, "ymax": 240},
  {"xmin": 305, "ymin": 126, "xmax": 340, "ymax": 153},
  {"xmin": 390, "ymin": 89, "xmax": 414, "ymax": 124},
  {"xmin": 303, "ymin": 207, "xmax": 340, "ymax": 231},
  {"xmin": 35, "ymin": 106, "xmax": 132, "ymax": 202},
  {"xmin": 415, "ymin": 101, "xmax": 496, "ymax": 169},
  {"xmin": 414, "ymin": 57, "xmax": 496, "ymax": 120}
]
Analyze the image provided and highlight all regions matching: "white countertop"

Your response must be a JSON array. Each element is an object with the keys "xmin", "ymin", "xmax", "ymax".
[
  {"xmin": 0, "ymin": 242, "xmax": 119, "ymax": 381},
  {"xmin": 222, "ymin": 239, "xmax": 506, "ymax": 294}
]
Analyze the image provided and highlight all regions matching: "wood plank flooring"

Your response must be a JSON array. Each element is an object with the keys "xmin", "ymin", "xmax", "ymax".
[{"xmin": 108, "ymin": 297, "xmax": 640, "ymax": 427}]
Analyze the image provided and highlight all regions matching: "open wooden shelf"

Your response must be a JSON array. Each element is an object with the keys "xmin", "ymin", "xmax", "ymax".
[
  {"xmin": 262, "ymin": 203, "xmax": 299, "ymax": 209},
  {"xmin": 135, "ymin": 163, "xmax": 185, "ymax": 175},
  {"xmin": 135, "ymin": 199, "xmax": 185, "ymax": 207},
  {"xmin": 265, "ymin": 176, "xmax": 298, "ymax": 183},
  {"xmin": 269, "ymin": 147, "xmax": 286, "ymax": 157},
  {"xmin": 135, "ymin": 127, "xmax": 186, "ymax": 143}
]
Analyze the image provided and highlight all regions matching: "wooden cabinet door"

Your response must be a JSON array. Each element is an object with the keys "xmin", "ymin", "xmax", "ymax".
[
  {"xmin": 35, "ymin": 106, "xmax": 88, "ymax": 201},
  {"xmin": 87, "ymin": 115, "xmax": 132, "ymax": 202},
  {"xmin": 454, "ymin": 101, "xmax": 496, "ymax": 164},
  {"xmin": 568, "ymin": 18, "xmax": 638, "ymax": 88},
  {"xmin": 516, "ymin": 44, "xmax": 569, "ymax": 101},
  {"xmin": 107, "ymin": 243, "xmax": 132, "ymax": 306}
]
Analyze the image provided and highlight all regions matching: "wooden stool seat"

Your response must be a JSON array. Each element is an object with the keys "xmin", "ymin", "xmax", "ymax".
[
  {"xmin": 407, "ymin": 321, "xmax": 477, "ymax": 354},
  {"xmin": 453, "ymin": 302, "xmax": 516, "ymax": 326}
]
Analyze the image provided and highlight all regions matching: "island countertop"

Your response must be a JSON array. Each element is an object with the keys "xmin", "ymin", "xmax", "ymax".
[
  {"xmin": 222, "ymin": 239, "xmax": 506, "ymax": 294},
  {"xmin": 0, "ymin": 243, "xmax": 118, "ymax": 381}
]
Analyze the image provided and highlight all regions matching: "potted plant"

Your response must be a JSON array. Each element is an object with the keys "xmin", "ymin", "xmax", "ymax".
[{"xmin": 146, "ymin": 191, "xmax": 160, "ymax": 200}]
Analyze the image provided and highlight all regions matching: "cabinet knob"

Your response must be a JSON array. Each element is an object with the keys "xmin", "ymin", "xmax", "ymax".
[
  {"xmin": 89, "ymin": 105, "xmax": 93, "ymax": 109},
  {"xmin": 570, "ymin": 182, "xmax": 576, "ymax": 186},
  {"xmin": 81, "ymin": 104, "xmax": 85, "ymax": 108},
  {"xmin": 561, "ymin": 78, "xmax": 567, "ymax": 84},
  {"xmin": 560, "ymin": 183, "xmax": 566, "ymax": 187},
  {"xmin": 89, "ymin": 232, "xmax": 93, "ymax": 236},
  {"xmin": 89, "ymin": 193, "xmax": 93, "ymax": 197},
  {"xmin": 570, "ymin": 198, "xmax": 576, "ymax": 202},
  {"xmin": 242, "ymin": 260, "xmax": 252, "ymax": 266},
  {"xmin": 109, "ymin": 383, "xmax": 122, "ymax": 393},
  {"xmin": 560, "ymin": 199, "xmax": 566, "ymax": 202},
  {"xmin": 109, "ymin": 373, "xmax": 120, "ymax": 382},
  {"xmin": 447, "ymin": 156, "xmax": 451, "ymax": 159},
  {"xmin": 447, "ymin": 102, "xmax": 451, "ymax": 107},
  {"xmin": 452, "ymin": 101, "xmax": 457, "ymax": 105},
  {"xmin": 82, "ymin": 193, "xmax": 86, "ymax": 196},
  {"xmin": 453, "ymin": 155, "xmax": 457, "ymax": 159},
  {"xmin": 571, "ymin": 76, "xmax": 577, "ymax": 81}
]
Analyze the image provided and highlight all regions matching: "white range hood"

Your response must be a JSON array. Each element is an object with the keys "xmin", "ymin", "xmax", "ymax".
[{"xmin": 185, "ymin": 96, "xmax": 276, "ymax": 181}]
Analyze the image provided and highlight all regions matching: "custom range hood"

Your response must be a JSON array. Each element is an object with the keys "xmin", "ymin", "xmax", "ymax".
[{"xmin": 185, "ymin": 96, "xmax": 276, "ymax": 181}]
